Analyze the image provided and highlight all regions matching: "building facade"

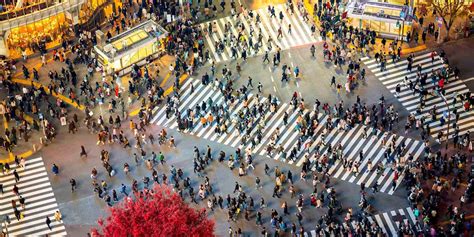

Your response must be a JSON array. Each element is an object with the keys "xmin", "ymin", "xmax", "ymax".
[
  {"xmin": 346, "ymin": 0, "xmax": 413, "ymax": 40},
  {"xmin": 0, "ymin": 0, "xmax": 120, "ymax": 58}
]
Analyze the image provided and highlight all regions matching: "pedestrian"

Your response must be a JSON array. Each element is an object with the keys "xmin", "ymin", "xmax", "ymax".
[
  {"xmin": 19, "ymin": 196, "xmax": 25, "ymax": 209},
  {"xmin": 51, "ymin": 164, "xmax": 59, "ymax": 175},
  {"xmin": 13, "ymin": 170, "xmax": 20, "ymax": 182},
  {"xmin": 12, "ymin": 184, "xmax": 19, "ymax": 196},
  {"xmin": 80, "ymin": 145, "xmax": 87, "ymax": 158},
  {"xmin": 158, "ymin": 152, "xmax": 165, "ymax": 165},
  {"xmin": 257, "ymin": 82, "xmax": 263, "ymax": 93},
  {"xmin": 54, "ymin": 210, "xmax": 62, "ymax": 222},
  {"xmin": 247, "ymin": 77, "xmax": 253, "ymax": 88},
  {"xmin": 112, "ymin": 190, "xmax": 118, "ymax": 202},
  {"xmin": 46, "ymin": 216, "xmax": 52, "ymax": 230},
  {"xmin": 296, "ymin": 212, "xmax": 303, "ymax": 225},
  {"xmin": 391, "ymin": 179, "xmax": 397, "ymax": 191},
  {"xmin": 372, "ymin": 182, "xmax": 379, "ymax": 193},
  {"xmin": 263, "ymin": 51, "xmax": 270, "ymax": 63},
  {"xmin": 121, "ymin": 184, "xmax": 128, "ymax": 196},
  {"xmin": 14, "ymin": 209, "xmax": 21, "ymax": 221},
  {"xmin": 20, "ymin": 158, "xmax": 26, "ymax": 169},
  {"xmin": 169, "ymin": 136, "xmax": 176, "ymax": 148},
  {"xmin": 255, "ymin": 176, "xmax": 262, "ymax": 189},
  {"xmin": 395, "ymin": 84, "xmax": 401, "ymax": 97},
  {"xmin": 294, "ymin": 66, "xmax": 300, "ymax": 78},
  {"xmin": 330, "ymin": 76, "xmax": 336, "ymax": 87},
  {"xmin": 70, "ymin": 179, "xmax": 76, "ymax": 192}
]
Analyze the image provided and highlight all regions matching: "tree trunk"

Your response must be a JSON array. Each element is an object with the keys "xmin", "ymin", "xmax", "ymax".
[{"xmin": 445, "ymin": 24, "xmax": 452, "ymax": 40}]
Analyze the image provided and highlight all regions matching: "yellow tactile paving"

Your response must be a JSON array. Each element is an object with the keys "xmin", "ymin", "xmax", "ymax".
[
  {"xmin": 1, "ymin": 115, "xmax": 24, "ymax": 163},
  {"xmin": 12, "ymin": 79, "xmax": 85, "ymax": 111},
  {"xmin": 159, "ymin": 71, "xmax": 173, "ymax": 87},
  {"xmin": 401, "ymin": 44, "xmax": 427, "ymax": 55}
]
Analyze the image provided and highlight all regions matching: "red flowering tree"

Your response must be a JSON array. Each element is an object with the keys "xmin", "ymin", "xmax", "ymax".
[{"xmin": 91, "ymin": 185, "xmax": 215, "ymax": 237}]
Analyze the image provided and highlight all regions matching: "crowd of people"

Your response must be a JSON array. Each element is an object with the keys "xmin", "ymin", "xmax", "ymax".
[{"xmin": 0, "ymin": 0, "xmax": 473, "ymax": 236}]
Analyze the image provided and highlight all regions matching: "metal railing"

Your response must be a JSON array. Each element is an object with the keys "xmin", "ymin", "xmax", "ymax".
[
  {"xmin": 0, "ymin": 0, "xmax": 85, "ymax": 31},
  {"xmin": 0, "ymin": 0, "xmax": 56, "ymax": 21}
]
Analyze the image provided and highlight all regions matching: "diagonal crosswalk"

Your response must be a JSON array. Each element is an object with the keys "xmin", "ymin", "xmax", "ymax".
[
  {"xmin": 361, "ymin": 53, "xmax": 474, "ymax": 138},
  {"xmin": 371, "ymin": 207, "xmax": 420, "ymax": 236},
  {"xmin": 0, "ymin": 157, "xmax": 67, "ymax": 236},
  {"xmin": 200, "ymin": 4, "xmax": 321, "ymax": 64},
  {"xmin": 304, "ymin": 207, "xmax": 420, "ymax": 236},
  {"xmin": 151, "ymin": 78, "xmax": 425, "ymax": 195}
]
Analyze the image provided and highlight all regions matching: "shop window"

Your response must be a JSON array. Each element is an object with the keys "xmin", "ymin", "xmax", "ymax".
[{"xmin": 7, "ymin": 13, "xmax": 69, "ymax": 54}]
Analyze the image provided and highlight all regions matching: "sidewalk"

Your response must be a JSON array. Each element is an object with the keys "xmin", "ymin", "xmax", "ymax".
[
  {"xmin": 301, "ymin": 0, "xmax": 471, "ymax": 57},
  {"xmin": 0, "ymin": 114, "xmax": 43, "ymax": 163}
]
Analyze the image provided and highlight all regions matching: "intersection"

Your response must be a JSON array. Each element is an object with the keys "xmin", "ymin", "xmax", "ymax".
[{"xmin": 0, "ymin": 0, "xmax": 473, "ymax": 236}]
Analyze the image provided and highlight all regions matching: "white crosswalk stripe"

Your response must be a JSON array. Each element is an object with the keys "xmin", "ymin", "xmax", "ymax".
[
  {"xmin": 361, "ymin": 53, "xmax": 474, "ymax": 138},
  {"xmin": 151, "ymin": 78, "xmax": 426, "ymax": 194},
  {"xmin": 199, "ymin": 4, "xmax": 321, "ymax": 64},
  {"xmin": 372, "ymin": 207, "xmax": 420, "ymax": 236},
  {"xmin": 0, "ymin": 157, "xmax": 67, "ymax": 236}
]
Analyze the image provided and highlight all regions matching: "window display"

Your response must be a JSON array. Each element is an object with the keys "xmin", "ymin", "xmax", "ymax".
[{"xmin": 7, "ymin": 13, "xmax": 69, "ymax": 55}]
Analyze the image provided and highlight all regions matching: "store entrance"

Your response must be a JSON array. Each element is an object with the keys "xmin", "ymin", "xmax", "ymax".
[{"xmin": 6, "ymin": 12, "xmax": 73, "ymax": 58}]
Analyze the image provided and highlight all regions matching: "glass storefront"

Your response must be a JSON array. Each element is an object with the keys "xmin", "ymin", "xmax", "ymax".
[
  {"xmin": 357, "ymin": 18, "xmax": 410, "ymax": 36},
  {"xmin": 347, "ymin": 1, "xmax": 412, "ymax": 40},
  {"xmin": 6, "ymin": 13, "xmax": 70, "ymax": 54},
  {"xmin": 101, "ymin": 36, "xmax": 163, "ymax": 72},
  {"xmin": 79, "ymin": 0, "xmax": 120, "ymax": 23}
]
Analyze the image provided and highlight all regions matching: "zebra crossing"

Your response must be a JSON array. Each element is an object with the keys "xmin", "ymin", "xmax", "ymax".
[
  {"xmin": 151, "ymin": 78, "xmax": 425, "ymax": 195},
  {"xmin": 0, "ymin": 157, "xmax": 67, "ymax": 236},
  {"xmin": 371, "ymin": 207, "xmax": 419, "ymax": 236},
  {"xmin": 200, "ymin": 4, "xmax": 321, "ymax": 64},
  {"xmin": 361, "ymin": 53, "xmax": 474, "ymax": 138},
  {"xmin": 304, "ymin": 207, "xmax": 419, "ymax": 236}
]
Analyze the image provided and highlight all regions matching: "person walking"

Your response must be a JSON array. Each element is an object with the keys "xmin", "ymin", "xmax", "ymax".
[
  {"xmin": 80, "ymin": 145, "xmax": 87, "ymax": 158},
  {"xmin": 54, "ymin": 210, "xmax": 62, "ymax": 222},
  {"xmin": 247, "ymin": 77, "xmax": 254, "ymax": 88},
  {"xmin": 45, "ymin": 216, "xmax": 52, "ymax": 230},
  {"xmin": 70, "ymin": 179, "xmax": 76, "ymax": 192},
  {"xmin": 395, "ymin": 84, "xmax": 401, "ymax": 97},
  {"xmin": 13, "ymin": 170, "xmax": 20, "ymax": 182},
  {"xmin": 158, "ymin": 152, "xmax": 165, "ymax": 165},
  {"xmin": 19, "ymin": 196, "xmax": 25, "ymax": 209},
  {"xmin": 169, "ymin": 136, "xmax": 176, "ymax": 148},
  {"xmin": 263, "ymin": 51, "xmax": 270, "ymax": 63},
  {"xmin": 330, "ymin": 76, "xmax": 336, "ymax": 88},
  {"xmin": 51, "ymin": 164, "xmax": 59, "ymax": 175},
  {"xmin": 121, "ymin": 184, "xmax": 128, "ymax": 196}
]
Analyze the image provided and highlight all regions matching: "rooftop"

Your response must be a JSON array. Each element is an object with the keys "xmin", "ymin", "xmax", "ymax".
[
  {"xmin": 96, "ymin": 19, "xmax": 167, "ymax": 58},
  {"xmin": 347, "ymin": 0, "xmax": 413, "ymax": 23}
]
